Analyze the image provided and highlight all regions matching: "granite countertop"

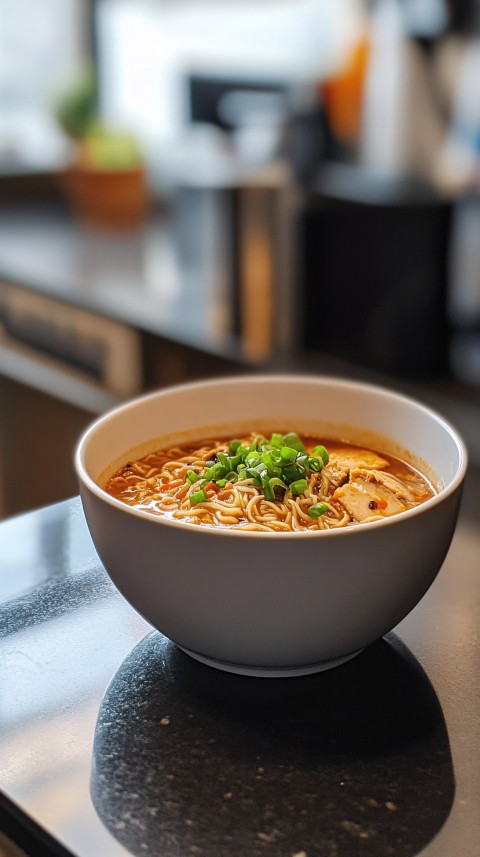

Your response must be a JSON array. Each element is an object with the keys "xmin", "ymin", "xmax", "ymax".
[{"xmin": 0, "ymin": 469, "xmax": 479, "ymax": 857}]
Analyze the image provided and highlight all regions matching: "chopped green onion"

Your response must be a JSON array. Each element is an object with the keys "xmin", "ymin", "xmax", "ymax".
[
  {"xmin": 280, "ymin": 446, "xmax": 298, "ymax": 462},
  {"xmin": 308, "ymin": 502, "xmax": 329, "ymax": 519},
  {"xmin": 267, "ymin": 477, "xmax": 288, "ymax": 502},
  {"xmin": 186, "ymin": 470, "xmax": 202, "ymax": 484},
  {"xmin": 270, "ymin": 433, "xmax": 283, "ymax": 448},
  {"xmin": 191, "ymin": 434, "xmax": 329, "ymax": 503},
  {"xmin": 262, "ymin": 450, "xmax": 282, "ymax": 470},
  {"xmin": 230, "ymin": 444, "xmax": 247, "ymax": 462},
  {"xmin": 217, "ymin": 452, "xmax": 230, "ymax": 469},
  {"xmin": 289, "ymin": 478, "xmax": 308, "ymax": 495},
  {"xmin": 227, "ymin": 454, "xmax": 242, "ymax": 471},
  {"xmin": 282, "ymin": 432, "xmax": 306, "ymax": 452},
  {"xmin": 312, "ymin": 445, "xmax": 329, "ymax": 465},
  {"xmin": 308, "ymin": 456, "xmax": 324, "ymax": 473},
  {"xmin": 283, "ymin": 463, "xmax": 303, "ymax": 482},
  {"xmin": 190, "ymin": 489, "xmax": 207, "ymax": 505},
  {"xmin": 204, "ymin": 463, "xmax": 226, "ymax": 481},
  {"xmin": 247, "ymin": 463, "xmax": 268, "ymax": 479},
  {"xmin": 252, "ymin": 434, "xmax": 266, "ymax": 447},
  {"xmin": 263, "ymin": 485, "xmax": 273, "ymax": 501},
  {"xmin": 247, "ymin": 435, "xmax": 265, "ymax": 453}
]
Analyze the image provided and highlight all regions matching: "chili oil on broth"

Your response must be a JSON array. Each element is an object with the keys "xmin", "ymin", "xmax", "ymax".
[{"xmin": 102, "ymin": 432, "xmax": 436, "ymax": 533}]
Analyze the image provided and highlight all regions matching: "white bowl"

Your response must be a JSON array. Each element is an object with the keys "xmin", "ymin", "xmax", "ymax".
[{"xmin": 75, "ymin": 375, "xmax": 467, "ymax": 677}]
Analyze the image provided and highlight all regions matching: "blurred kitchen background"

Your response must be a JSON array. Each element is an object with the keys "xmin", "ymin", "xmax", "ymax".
[{"xmin": 1, "ymin": 0, "xmax": 480, "ymax": 518}]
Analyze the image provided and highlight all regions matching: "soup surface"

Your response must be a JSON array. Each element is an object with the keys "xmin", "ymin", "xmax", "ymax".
[{"xmin": 103, "ymin": 431, "xmax": 435, "ymax": 532}]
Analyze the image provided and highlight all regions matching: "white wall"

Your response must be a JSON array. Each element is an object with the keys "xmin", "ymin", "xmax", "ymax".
[
  {"xmin": 97, "ymin": 0, "xmax": 358, "ymax": 146},
  {"xmin": 0, "ymin": 0, "xmax": 86, "ymax": 167}
]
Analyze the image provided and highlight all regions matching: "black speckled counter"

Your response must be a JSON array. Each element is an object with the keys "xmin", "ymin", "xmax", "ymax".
[{"xmin": 1, "ymin": 477, "xmax": 480, "ymax": 856}]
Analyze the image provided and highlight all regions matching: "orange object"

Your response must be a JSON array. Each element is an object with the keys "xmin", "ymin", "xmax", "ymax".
[
  {"xmin": 320, "ymin": 37, "xmax": 370, "ymax": 144},
  {"xmin": 60, "ymin": 146, "xmax": 149, "ymax": 230}
]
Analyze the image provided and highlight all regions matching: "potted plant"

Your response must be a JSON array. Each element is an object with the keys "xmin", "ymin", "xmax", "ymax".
[{"xmin": 56, "ymin": 69, "xmax": 149, "ymax": 229}]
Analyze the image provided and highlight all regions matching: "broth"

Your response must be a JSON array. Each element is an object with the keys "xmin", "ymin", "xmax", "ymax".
[{"xmin": 103, "ymin": 432, "xmax": 435, "ymax": 532}]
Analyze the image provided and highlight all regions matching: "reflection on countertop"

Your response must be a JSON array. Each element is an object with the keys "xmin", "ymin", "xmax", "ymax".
[
  {"xmin": 92, "ymin": 631, "xmax": 453, "ymax": 857},
  {"xmin": 0, "ymin": 201, "xmax": 241, "ymax": 362}
]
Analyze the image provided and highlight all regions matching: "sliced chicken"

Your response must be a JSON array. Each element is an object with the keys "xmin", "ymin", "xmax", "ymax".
[
  {"xmin": 327, "ymin": 446, "xmax": 390, "ymax": 471},
  {"xmin": 352, "ymin": 468, "xmax": 417, "ymax": 503},
  {"xmin": 333, "ymin": 472, "xmax": 407, "ymax": 522},
  {"xmin": 315, "ymin": 462, "xmax": 350, "ymax": 497}
]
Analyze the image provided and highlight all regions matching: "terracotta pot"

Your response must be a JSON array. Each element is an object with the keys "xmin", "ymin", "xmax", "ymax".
[{"xmin": 60, "ymin": 159, "xmax": 149, "ymax": 229}]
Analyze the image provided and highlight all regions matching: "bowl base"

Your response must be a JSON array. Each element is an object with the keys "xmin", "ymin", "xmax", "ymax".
[{"xmin": 177, "ymin": 646, "xmax": 364, "ymax": 677}]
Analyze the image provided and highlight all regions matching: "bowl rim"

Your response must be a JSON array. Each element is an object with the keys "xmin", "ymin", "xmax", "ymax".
[{"xmin": 75, "ymin": 374, "xmax": 469, "ymax": 540}]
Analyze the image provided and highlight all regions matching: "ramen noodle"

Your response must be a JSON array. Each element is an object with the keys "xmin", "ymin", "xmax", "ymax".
[{"xmin": 103, "ymin": 431, "xmax": 435, "ymax": 532}]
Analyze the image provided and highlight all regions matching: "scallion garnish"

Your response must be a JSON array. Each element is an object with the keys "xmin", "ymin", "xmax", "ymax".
[
  {"xmin": 283, "ymin": 463, "xmax": 304, "ymax": 482},
  {"xmin": 266, "ymin": 477, "xmax": 288, "ymax": 502},
  {"xmin": 186, "ymin": 470, "xmax": 202, "ymax": 484},
  {"xmin": 262, "ymin": 450, "xmax": 281, "ymax": 469},
  {"xmin": 270, "ymin": 433, "xmax": 283, "ymax": 448},
  {"xmin": 282, "ymin": 432, "xmax": 306, "ymax": 453},
  {"xmin": 190, "ymin": 489, "xmax": 207, "ymax": 505},
  {"xmin": 216, "ymin": 451, "xmax": 230, "ymax": 469},
  {"xmin": 192, "ymin": 432, "xmax": 329, "ymax": 505},
  {"xmin": 280, "ymin": 446, "xmax": 298, "ymax": 462},
  {"xmin": 311, "ymin": 445, "xmax": 329, "ymax": 465},
  {"xmin": 308, "ymin": 502, "xmax": 329, "ymax": 519},
  {"xmin": 290, "ymin": 478, "xmax": 308, "ymax": 495}
]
